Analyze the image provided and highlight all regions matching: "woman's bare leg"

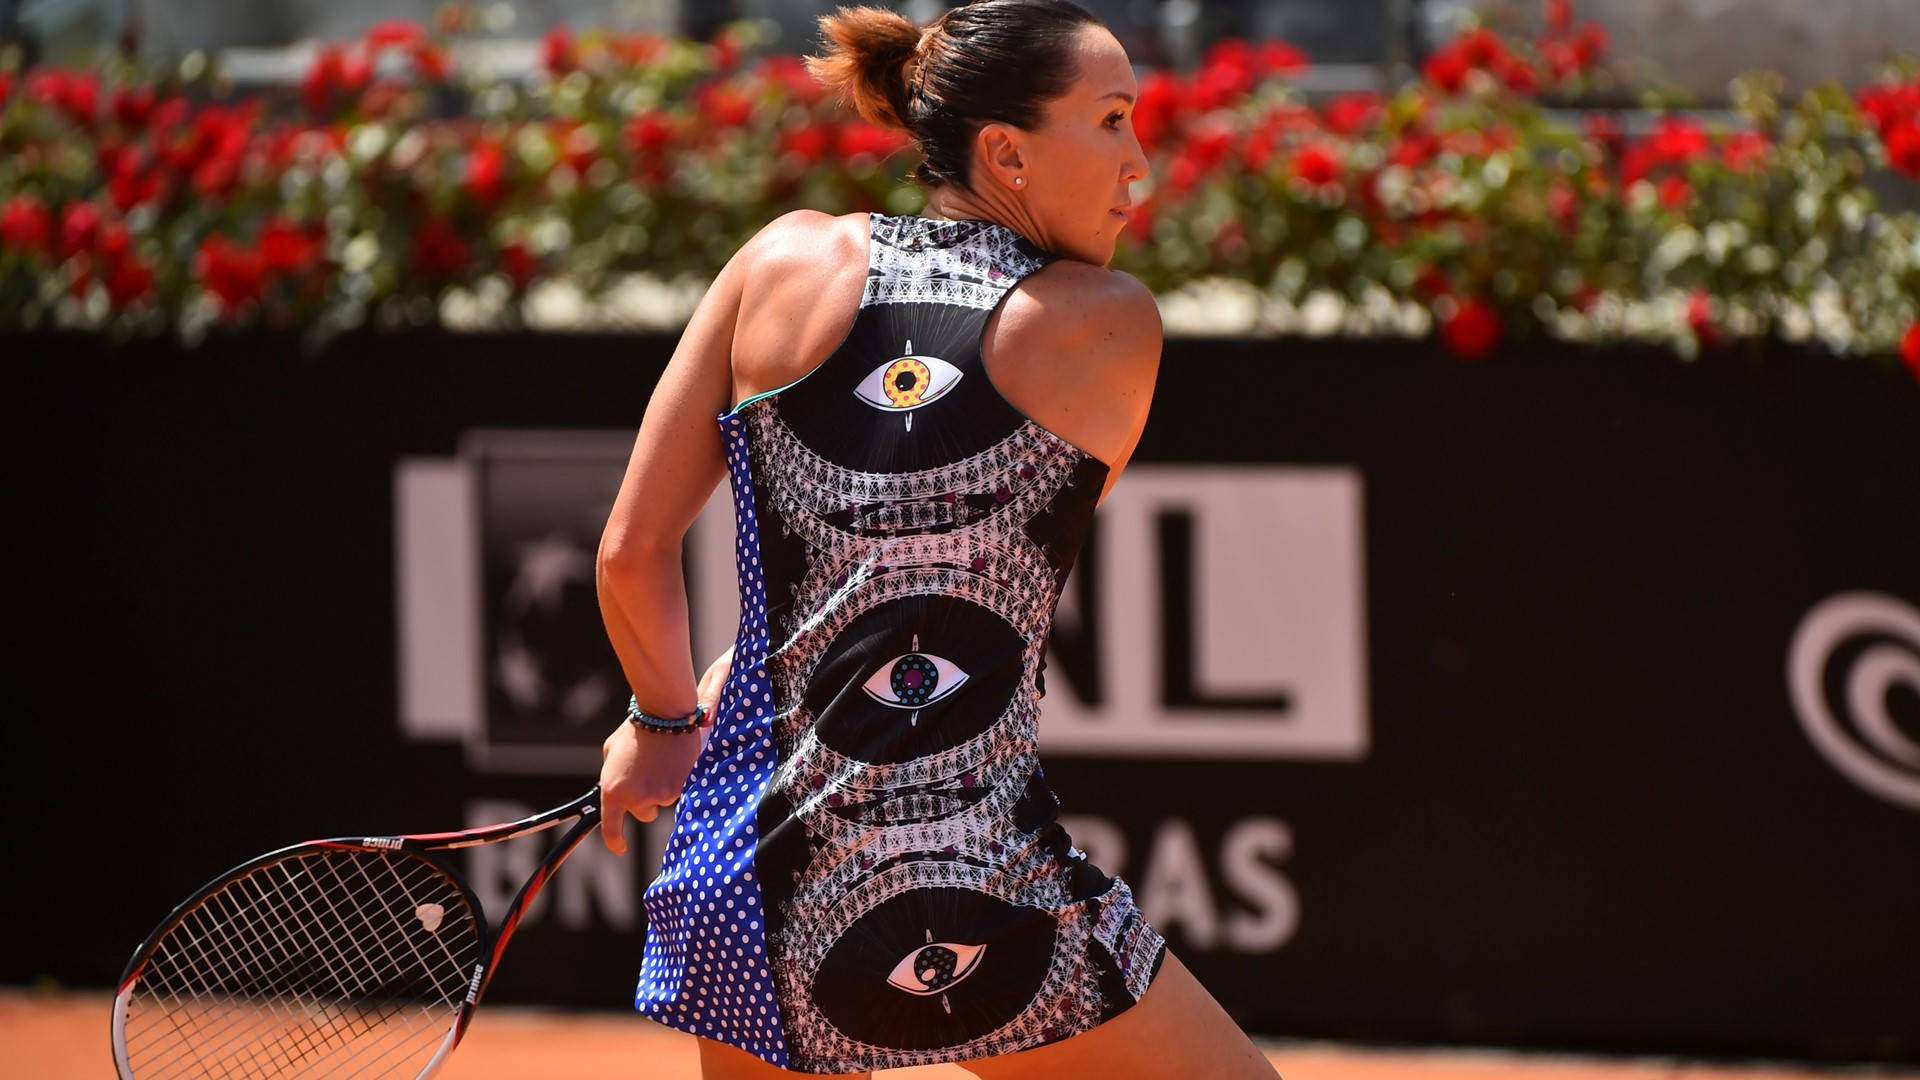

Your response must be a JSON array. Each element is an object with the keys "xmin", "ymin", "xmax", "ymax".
[
  {"xmin": 696, "ymin": 1034, "xmax": 871, "ymax": 1080},
  {"xmin": 959, "ymin": 950, "xmax": 1279, "ymax": 1080}
]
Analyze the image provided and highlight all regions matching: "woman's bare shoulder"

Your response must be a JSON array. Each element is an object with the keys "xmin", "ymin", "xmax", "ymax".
[
  {"xmin": 741, "ymin": 209, "xmax": 869, "ymax": 277},
  {"xmin": 993, "ymin": 260, "xmax": 1162, "ymax": 380},
  {"xmin": 727, "ymin": 210, "xmax": 872, "ymax": 403}
]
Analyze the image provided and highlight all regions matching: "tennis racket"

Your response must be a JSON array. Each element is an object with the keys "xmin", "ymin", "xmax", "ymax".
[{"xmin": 110, "ymin": 786, "xmax": 602, "ymax": 1079}]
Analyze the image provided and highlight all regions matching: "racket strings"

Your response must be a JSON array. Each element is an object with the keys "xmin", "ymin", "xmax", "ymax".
[{"xmin": 121, "ymin": 848, "xmax": 483, "ymax": 1078}]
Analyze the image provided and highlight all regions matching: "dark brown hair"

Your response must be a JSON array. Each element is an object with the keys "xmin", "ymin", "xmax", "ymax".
[{"xmin": 806, "ymin": 0, "xmax": 1105, "ymax": 190}]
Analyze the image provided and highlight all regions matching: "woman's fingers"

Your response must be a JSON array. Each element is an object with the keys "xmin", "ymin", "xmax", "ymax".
[{"xmin": 600, "ymin": 789, "xmax": 629, "ymax": 856}]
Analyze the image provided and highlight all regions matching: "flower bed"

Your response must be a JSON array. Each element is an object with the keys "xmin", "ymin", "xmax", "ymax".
[{"xmin": 0, "ymin": 3, "xmax": 1915, "ymax": 377}]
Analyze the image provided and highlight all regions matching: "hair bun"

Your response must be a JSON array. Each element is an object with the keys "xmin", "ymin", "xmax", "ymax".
[{"xmin": 806, "ymin": 5, "xmax": 925, "ymax": 130}]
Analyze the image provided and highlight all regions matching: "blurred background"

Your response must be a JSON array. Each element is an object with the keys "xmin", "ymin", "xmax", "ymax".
[{"xmin": 4, "ymin": 0, "xmax": 1918, "ymax": 1076}]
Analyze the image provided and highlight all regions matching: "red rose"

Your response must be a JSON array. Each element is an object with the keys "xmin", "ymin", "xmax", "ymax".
[
  {"xmin": 1572, "ymin": 22, "xmax": 1610, "ymax": 66},
  {"xmin": 340, "ymin": 50, "xmax": 373, "ymax": 94},
  {"xmin": 1540, "ymin": 39, "xmax": 1580, "ymax": 83},
  {"xmin": 1, "ymin": 195, "xmax": 52, "ymax": 255},
  {"xmin": 465, "ymin": 138, "xmax": 509, "ymax": 205},
  {"xmin": 542, "ymin": 26, "xmax": 577, "ymax": 74},
  {"xmin": 835, "ymin": 122, "xmax": 908, "ymax": 160},
  {"xmin": 1182, "ymin": 119, "xmax": 1235, "ymax": 172},
  {"xmin": 411, "ymin": 43, "xmax": 452, "ymax": 81},
  {"xmin": 1857, "ymin": 80, "xmax": 1920, "ymax": 136},
  {"xmin": 1440, "ymin": 298, "xmax": 1502, "ymax": 360},
  {"xmin": 107, "ymin": 255, "xmax": 155, "ymax": 307},
  {"xmin": 365, "ymin": 19, "xmax": 427, "ymax": 50},
  {"xmin": 0, "ymin": 70, "xmax": 12, "ymax": 106},
  {"xmin": 1424, "ymin": 48, "xmax": 1470, "ymax": 94},
  {"xmin": 1166, "ymin": 152, "xmax": 1202, "ymax": 195},
  {"xmin": 500, "ymin": 240, "xmax": 538, "ymax": 288},
  {"xmin": 1257, "ymin": 40, "xmax": 1309, "ymax": 77},
  {"xmin": 1291, "ymin": 142, "xmax": 1344, "ymax": 186},
  {"xmin": 1131, "ymin": 71, "xmax": 1185, "ymax": 152},
  {"xmin": 1687, "ymin": 290, "xmax": 1719, "ymax": 349},
  {"xmin": 1648, "ymin": 115, "xmax": 1709, "ymax": 162},
  {"xmin": 697, "ymin": 84, "xmax": 753, "ymax": 128},
  {"xmin": 624, "ymin": 110, "xmax": 674, "ymax": 154},
  {"xmin": 1658, "ymin": 175, "xmax": 1692, "ymax": 210},
  {"xmin": 710, "ymin": 25, "xmax": 746, "ymax": 72},
  {"xmin": 1123, "ymin": 198, "xmax": 1155, "ymax": 243},
  {"xmin": 1323, "ymin": 92, "xmax": 1383, "ymax": 136},
  {"xmin": 411, "ymin": 215, "xmax": 469, "ymax": 279},
  {"xmin": 780, "ymin": 122, "xmax": 833, "ymax": 165},
  {"xmin": 614, "ymin": 33, "xmax": 667, "ymax": 68},
  {"xmin": 196, "ymin": 234, "xmax": 267, "ymax": 311},
  {"xmin": 1902, "ymin": 322, "xmax": 1920, "ymax": 382},
  {"xmin": 109, "ymin": 168, "xmax": 164, "ymax": 212},
  {"xmin": 1499, "ymin": 56, "xmax": 1539, "ymax": 94},
  {"xmin": 259, "ymin": 216, "xmax": 322, "ymax": 275},
  {"xmin": 1390, "ymin": 130, "xmax": 1439, "ymax": 167},
  {"xmin": 1457, "ymin": 29, "xmax": 1507, "ymax": 69},
  {"xmin": 59, "ymin": 201, "xmax": 103, "ymax": 258},
  {"xmin": 112, "ymin": 85, "xmax": 156, "ymax": 129},
  {"xmin": 1886, "ymin": 121, "xmax": 1920, "ymax": 179},
  {"xmin": 1722, "ymin": 131, "xmax": 1770, "ymax": 173},
  {"xmin": 303, "ymin": 44, "xmax": 346, "ymax": 113},
  {"xmin": 98, "ymin": 220, "xmax": 132, "ymax": 262},
  {"xmin": 1546, "ymin": 0, "xmax": 1574, "ymax": 32},
  {"xmin": 191, "ymin": 154, "xmax": 242, "ymax": 201},
  {"xmin": 1547, "ymin": 180, "xmax": 1579, "ymax": 233}
]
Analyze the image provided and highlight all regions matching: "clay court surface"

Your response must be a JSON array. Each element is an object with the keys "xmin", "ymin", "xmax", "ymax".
[{"xmin": 13, "ymin": 990, "xmax": 1914, "ymax": 1080}]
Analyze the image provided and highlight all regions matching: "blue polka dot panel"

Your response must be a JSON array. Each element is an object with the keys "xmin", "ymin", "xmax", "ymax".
[{"xmin": 632, "ymin": 214, "xmax": 1166, "ymax": 1074}]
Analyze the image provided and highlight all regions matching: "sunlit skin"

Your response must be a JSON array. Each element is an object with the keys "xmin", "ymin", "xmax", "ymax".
[{"xmin": 922, "ymin": 24, "xmax": 1147, "ymax": 267}]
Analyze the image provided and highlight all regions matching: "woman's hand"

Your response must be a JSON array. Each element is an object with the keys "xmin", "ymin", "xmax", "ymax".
[{"xmin": 598, "ymin": 646, "xmax": 735, "ymax": 855}]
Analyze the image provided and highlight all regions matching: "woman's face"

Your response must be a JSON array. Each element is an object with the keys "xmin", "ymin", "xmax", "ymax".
[{"xmin": 1013, "ymin": 26, "xmax": 1147, "ymax": 266}]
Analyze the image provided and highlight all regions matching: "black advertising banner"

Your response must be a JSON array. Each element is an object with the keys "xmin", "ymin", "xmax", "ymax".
[{"xmin": 11, "ymin": 330, "xmax": 1918, "ymax": 1064}]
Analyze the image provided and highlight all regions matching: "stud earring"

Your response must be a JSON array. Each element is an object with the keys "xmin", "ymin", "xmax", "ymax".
[{"xmin": 1014, "ymin": 176, "xmax": 1025, "ymax": 186}]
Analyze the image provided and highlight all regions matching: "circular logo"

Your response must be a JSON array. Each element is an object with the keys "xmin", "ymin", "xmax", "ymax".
[{"xmin": 1786, "ymin": 591, "xmax": 1920, "ymax": 810}]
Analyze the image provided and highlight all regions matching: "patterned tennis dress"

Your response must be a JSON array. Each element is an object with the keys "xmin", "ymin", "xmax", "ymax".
[{"xmin": 633, "ymin": 212, "xmax": 1167, "ymax": 1074}]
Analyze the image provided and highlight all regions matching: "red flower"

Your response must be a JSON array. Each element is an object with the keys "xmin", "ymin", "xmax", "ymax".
[
  {"xmin": 1886, "ymin": 121, "xmax": 1920, "ymax": 179},
  {"xmin": 697, "ymin": 84, "xmax": 754, "ymax": 128},
  {"xmin": 613, "ymin": 33, "xmax": 667, "ymax": 68},
  {"xmin": 1182, "ymin": 119, "xmax": 1235, "ymax": 172},
  {"xmin": 1498, "ymin": 56, "xmax": 1539, "ymax": 94},
  {"xmin": 1424, "ymin": 48, "xmax": 1471, "ymax": 94},
  {"xmin": 1131, "ymin": 71, "xmax": 1185, "ymax": 152},
  {"xmin": 196, "ymin": 234, "xmax": 267, "ymax": 311},
  {"xmin": 31, "ymin": 69, "xmax": 99, "ymax": 127},
  {"xmin": 59, "ymin": 201, "xmax": 103, "ymax": 258},
  {"xmin": 1323, "ymin": 92, "xmax": 1383, "ymax": 136},
  {"xmin": 1857, "ymin": 79, "xmax": 1920, "ymax": 136},
  {"xmin": 835, "ymin": 122, "xmax": 908, "ymax": 160},
  {"xmin": 624, "ymin": 110, "xmax": 675, "ymax": 154},
  {"xmin": 365, "ymin": 19, "xmax": 427, "ymax": 50},
  {"xmin": 1583, "ymin": 112, "xmax": 1623, "ymax": 149},
  {"xmin": 1440, "ymin": 298, "xmax": 1503, "ymax": 360},
  {"xmin": 303, "ymin": 44, "xmax": 347, "ymax": 113},
  {"xmin": 542, "ymin": 26, "xmax": 577, "ymax": 74},
  {"xmin": 1546, "ymin": 0, "xmax": 1574, "ymax": 32},
  {"xmin": 1123, "ymin": 198, "xmax": 1155, "ymax": 243},
  {"xmin": 1687, "ymin": 290, "xmax": 1720, "ymax": 349},
  {"xmin": 465, "ymin": 137, "xmax": 509, "ymax": 205},
  {"xmin": 191, "ymin": 154, "xmax": 242, "ymax": 201},
  {"xmin": 1257, "ymin": 40, "xmax": 1310, "ymax": 77},
  {"xmin": 111, "ymin": 85, "xmax": 156, "ymax": 129},
  {"xmin": 1167, "ymin": 152, "xmax": 1202, "ymax": 195},
  {"xmin": 0, "ymin": 70, "xmax": 12, "ymax": 106},
  {"xmin": 411, "ymin": 42, "xmax": 453, "ymax": 81},
  {"xmin": 500, "ymin": 240, "xmax": 538, "ymax": 288},
  {"xmin": 259, "ymin": 216, "xmax": 323, "ymax": 275},
  {"xmin": 1547, "ymin": 179, "xmax": 1579, "ymax": 234},
  {"xmin": 710, "ymin": 25, "xmax": 746, "ymax": 72},
  {"xmin": 1456, "ymin": 29, "xmax": 1507, "ymax": 69},
  {"xmin": 1721, "ymin": 130, "xmax": 1770, "ymax": 173},
  {"xmin": 1, "ymin": 195, "xmax": 52, "ymax": 255},
  {"xmin": 107, "ymin": 255, "xmax": 155, "ymax": 307},
  {"xmin": 1571, "ymin": 22, "xmax": 1610, "ymax": 66},
  {"xmin": 97, "ymin": 220, "xmax": 132, "ymax": 263},
  {"xmin": 1386, "ymin": 130, "xmax": 1437, "ymax": 168},
  {"xmin": 1648, "ymin": 115, "xmax": 1709, "ymax": 162},
  {"xmin": 109, "ymin": 168, "xmax": 164, "ymax": 212},
  {"xmin": 411, "ymin": 215, "xmax": 469, "ymax": 279},
  {"xmin": 1291, "ymin": 142, "xmax": 1344, "ymax": 186},
  {"xmin": 759, "ymin": 55, "xmax": 825, "ymax": 105},
  {"xmin": 1658, "ymin": 175, "xmax": 1692, "ymax": 210},
  {"xmin": 1540, "ymin": 38, "xmax": 1580, "ymax": 83},
  {"xmin": 780, "ymin": 122, "xmax": 833, "ymax": 165},
  {"xmin": 1902, "ymin": 322, "xmax": 1920, "ymax": 383}
]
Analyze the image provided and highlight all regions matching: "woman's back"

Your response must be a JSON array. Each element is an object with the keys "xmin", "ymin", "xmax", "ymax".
[
  {"xmin": 630, "ymin": 211, "xmax": 1166, "ymax": 1071},
  {"xmin": 728, "ymin": 210, "xmax": 1161, "ymax": 501}
]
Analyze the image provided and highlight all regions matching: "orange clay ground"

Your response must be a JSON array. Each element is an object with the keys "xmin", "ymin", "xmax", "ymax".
[{"xmin": 8, "ymin": 989, "xmax": 1910, "ymax": 1079}]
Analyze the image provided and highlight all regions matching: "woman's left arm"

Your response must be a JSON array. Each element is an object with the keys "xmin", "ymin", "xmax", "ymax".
[{"xmin": 594, "ymin": 228, "xmax": 759, "ymax": 849}]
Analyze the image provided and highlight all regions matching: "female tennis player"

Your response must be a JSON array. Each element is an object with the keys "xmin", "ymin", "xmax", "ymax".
[{"xmin": 594, "ymin": 2, "xmax": 1278, "ymax": 1076}]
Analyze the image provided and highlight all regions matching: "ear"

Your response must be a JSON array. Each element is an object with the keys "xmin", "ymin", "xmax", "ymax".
[{"xmin": 974, "ymin": 121, "xmax": 1027, "ymax": 190}]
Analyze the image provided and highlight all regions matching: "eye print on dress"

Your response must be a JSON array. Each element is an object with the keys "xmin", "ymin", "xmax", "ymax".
[
  {"xmin": 885, "ymin": 929, "xmax": 986, "ymax": 1014},
  {"xmin": 853, "ymin": 339, "xmax": 963, "ymax": 431},
  {"xmin": 860, "ymin": 635, "xmax": 969, "ymax": 726}
]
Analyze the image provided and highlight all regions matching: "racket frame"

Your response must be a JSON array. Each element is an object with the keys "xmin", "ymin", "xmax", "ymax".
[{"xmin": 110, "ymin": 786, "xmax": 601, "ymax": 1079}]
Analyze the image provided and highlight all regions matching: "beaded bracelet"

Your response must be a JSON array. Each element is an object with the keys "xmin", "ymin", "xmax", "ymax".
[{"xmin": 627, "ymin": 694, "xmax": 708, "ymax": 735}]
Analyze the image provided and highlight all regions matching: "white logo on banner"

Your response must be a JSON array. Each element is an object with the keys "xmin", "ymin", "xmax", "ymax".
[{"xmin": 1786, "ymin": 591, "xmax": 1920, "ymax": 811}]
